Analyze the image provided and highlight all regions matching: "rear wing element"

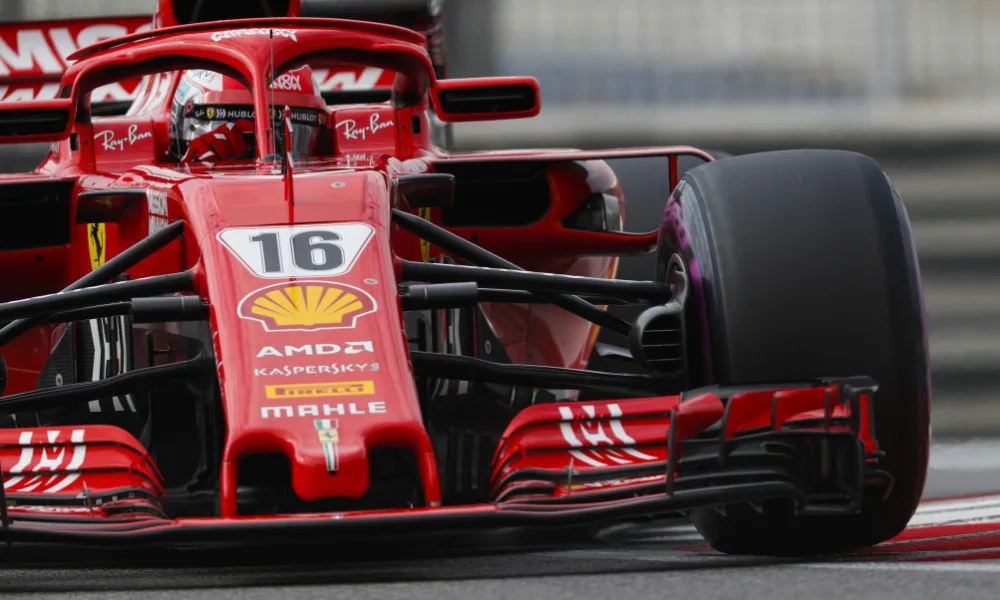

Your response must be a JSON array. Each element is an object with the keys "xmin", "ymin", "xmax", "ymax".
[
  {"xmin": 0, "ymin": 17, "xmax": 152, "ymax": 104},
  {"xmin": 0, "ymin": 16, "xmax": 395, "ymax": 106},
  {"xmin": 302, "ymin": 0, "xmax": 446, "ymax": 78},
  {"xmin": 0, "ymin": 0, "xmax": 443, "ymax": 108}
]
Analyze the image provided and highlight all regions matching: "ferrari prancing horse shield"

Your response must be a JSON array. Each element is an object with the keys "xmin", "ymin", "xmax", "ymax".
[{"xmin": 87, "ymin": 223, "xmax": 106, "ymax": 270}]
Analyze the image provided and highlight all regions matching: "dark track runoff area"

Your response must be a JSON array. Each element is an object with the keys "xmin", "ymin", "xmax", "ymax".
[{"xmin": 0, "ymin": 437, "xmax": 998, "ymax": 600}]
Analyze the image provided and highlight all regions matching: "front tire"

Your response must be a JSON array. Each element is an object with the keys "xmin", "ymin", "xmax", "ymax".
[{"xmin": 658, "ymin": 149, "xmax": 931, "ymax": 555}]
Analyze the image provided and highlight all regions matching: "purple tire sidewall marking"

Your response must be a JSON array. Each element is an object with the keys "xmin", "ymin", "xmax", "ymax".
[{"xmin": 661, "ymin": 186, "xmax": 714, "ymax": 385}]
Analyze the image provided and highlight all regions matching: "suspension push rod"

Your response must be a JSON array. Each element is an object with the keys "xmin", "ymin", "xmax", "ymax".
[{"xmin": 392, "ymin": 209, "xmax": 634, "ymax": 336}]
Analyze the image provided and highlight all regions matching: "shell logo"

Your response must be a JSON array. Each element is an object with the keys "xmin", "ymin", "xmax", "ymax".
[{"xmin": 238, "ymin": 281, "xmax": 377, "ymax": 332}]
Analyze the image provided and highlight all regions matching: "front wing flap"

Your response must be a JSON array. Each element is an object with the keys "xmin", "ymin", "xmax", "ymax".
[
  {"xmin": 0, "ymin": 377, "xmax": 884, "ymax": 547},
  {"xmin": 490, "ymin": 377, "xmax": 885, "ymax": 516}
]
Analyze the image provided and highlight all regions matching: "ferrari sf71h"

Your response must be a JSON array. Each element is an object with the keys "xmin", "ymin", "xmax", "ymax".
[{"xmin": 0, "ymin": 0, "xmax": 929, "ymax": 556}]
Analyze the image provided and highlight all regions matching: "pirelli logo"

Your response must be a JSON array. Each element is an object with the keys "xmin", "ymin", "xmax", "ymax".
[{"xmin": 264, "ymin": 381, "xmax": 375, "ymax": 399}]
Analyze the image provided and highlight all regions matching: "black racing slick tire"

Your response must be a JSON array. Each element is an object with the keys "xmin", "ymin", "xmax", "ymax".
[{"xmin": 657, "ymin": 149, "xmax": 931, "ymax": 556}]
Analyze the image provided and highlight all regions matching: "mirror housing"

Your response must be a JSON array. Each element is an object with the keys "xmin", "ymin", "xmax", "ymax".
[
  {"xmin": 395, "ymin": 173, "xmax": 456, "ymax": 209},
  {"xmin": 432, "ymin": 77, "xmax": 540, "ymax": 123},
  {"xmin": 0, "ymin": 99, "xmax": 73, "ymax": 143}
]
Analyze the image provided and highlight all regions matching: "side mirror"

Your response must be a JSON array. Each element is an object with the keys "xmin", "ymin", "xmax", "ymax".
[
  {"xmin": 395, "ymin": 173, "xmax": 456, "ymax": 209},
  {"xmin": 0, "ymin": 99, "xmax": 73, "ymax": 143},
  {"xmin": 432, "ymin": 77, "xmax": 540, "ymax": 123}
]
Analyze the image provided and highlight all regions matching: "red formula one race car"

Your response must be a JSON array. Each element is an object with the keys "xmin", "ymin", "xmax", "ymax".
[{"xmin": 0, "ymin": 0, "xmax": 930, "ymax": 556}]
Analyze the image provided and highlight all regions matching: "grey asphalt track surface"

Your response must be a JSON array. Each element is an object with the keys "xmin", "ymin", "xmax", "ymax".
[{"xmin": 5, "ymin": 437, "xmax": 1000, "ymax": 599}]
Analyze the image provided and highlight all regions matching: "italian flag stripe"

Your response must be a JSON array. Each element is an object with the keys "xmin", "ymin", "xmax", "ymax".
[{"xmin": 315, "ymin": 419, "xmax": 338, "ymax": 473}]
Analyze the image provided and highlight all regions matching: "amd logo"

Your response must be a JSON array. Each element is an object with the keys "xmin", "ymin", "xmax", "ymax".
[{"xmin": 256, "ymin": 341, "xmax": 374, "ymax": 358}]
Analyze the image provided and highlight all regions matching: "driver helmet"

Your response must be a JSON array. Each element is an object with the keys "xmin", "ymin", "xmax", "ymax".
[{"xmin": 168, "ymin": 65, "xmax": 328, "ymax": 161}]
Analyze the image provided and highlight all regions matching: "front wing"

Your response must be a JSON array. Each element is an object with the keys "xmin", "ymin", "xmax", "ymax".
[{"xmin": 0, "ymin": 377, "xmax": 887, "ymax": 547}]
